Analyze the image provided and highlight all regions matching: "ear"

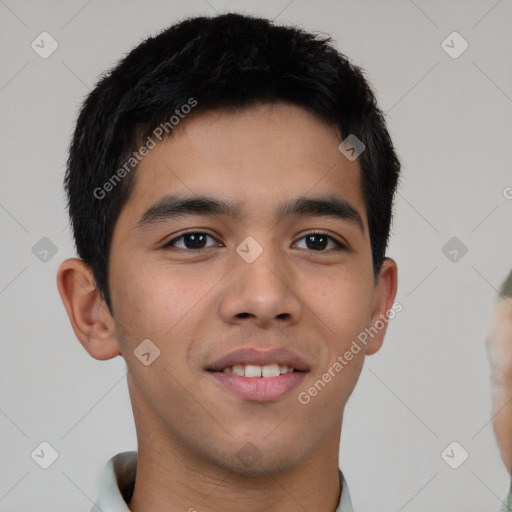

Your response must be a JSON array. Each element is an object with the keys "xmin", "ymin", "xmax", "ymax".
[
  {"xmin": 365, "ymin": 257, "xmax": 399, "ymax": 356},
  {"xmin": 56, "ymin": 258, "xmax": 122, "ymax": 360}
]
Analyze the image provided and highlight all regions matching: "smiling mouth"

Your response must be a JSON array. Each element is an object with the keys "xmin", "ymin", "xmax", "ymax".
[
  {"xmin": 209, "ymin": 363, "xmax": 305, "ymax": 377},
  {"xmin": 207, "ymin": 365, "xmax": 308, "ymax": 402}
]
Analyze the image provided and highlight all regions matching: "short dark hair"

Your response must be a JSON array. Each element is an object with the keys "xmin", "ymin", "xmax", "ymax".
[{"xmin": 65, "ymin": 12, "xmax": 401, "ymax": 312}]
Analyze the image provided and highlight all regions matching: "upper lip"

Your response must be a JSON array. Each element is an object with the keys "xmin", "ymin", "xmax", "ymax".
[{"xmin": 206, "ymin": 348, "xmax": 310, "ymax": 372}]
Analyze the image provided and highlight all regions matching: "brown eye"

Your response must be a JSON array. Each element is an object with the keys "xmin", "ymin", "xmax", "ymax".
[
  {"xmin": 294, "ymin": 232, "xmax": 344, "ymax": 251},
  {"xmin": 164, "ymin": 232, "xmax": 219, "ymax": 250}
]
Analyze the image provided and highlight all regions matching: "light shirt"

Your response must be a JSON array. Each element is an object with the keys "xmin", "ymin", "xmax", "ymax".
[
  {"xmin": 90, "ymin": 451, "xmax": 354, "ymax": 512},
  {"xmin": 502, "ymin": 478, "xmax": 512, "ymax": 512}
]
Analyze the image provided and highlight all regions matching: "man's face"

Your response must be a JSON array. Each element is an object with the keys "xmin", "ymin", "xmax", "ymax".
[{"xmin": 108, "ymin": 102, "xmax": 382, "ymax": 474}]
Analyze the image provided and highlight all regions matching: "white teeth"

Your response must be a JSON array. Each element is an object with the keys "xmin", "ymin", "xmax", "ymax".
[
  {"xmin": 245, "ymin": 365, "xmax": 262, "ymax": 378},
  {"xmin": 262, "ymin": 364, "xmax": 280, "ymax": 377},
  {"xmin": 232, "ymin": 364, "xmax": 245, "ymax": 376},
  {"xmin": 221, "ymin": 364, "xmax": 296, "ymax": 377}
]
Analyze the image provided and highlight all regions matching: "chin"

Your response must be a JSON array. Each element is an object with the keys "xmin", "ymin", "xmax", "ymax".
[{"xmin": 211, "ymin": 441, "xmax": 308, "ymax": 477}]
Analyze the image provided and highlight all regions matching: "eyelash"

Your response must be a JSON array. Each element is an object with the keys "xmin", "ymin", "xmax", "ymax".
[{"xmin": 163, "ymin": 231, "xmax": 346, "ymax": 252}]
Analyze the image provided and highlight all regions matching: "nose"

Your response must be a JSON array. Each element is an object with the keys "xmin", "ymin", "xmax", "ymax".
[{"xmin": 218, "ymin": 242, "xmax": 303, "ymax": 330}]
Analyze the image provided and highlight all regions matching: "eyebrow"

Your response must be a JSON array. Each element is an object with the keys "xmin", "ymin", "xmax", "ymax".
[{"xmin": 135, "ymin": 194, "xmax": 364, "ymax": 233}]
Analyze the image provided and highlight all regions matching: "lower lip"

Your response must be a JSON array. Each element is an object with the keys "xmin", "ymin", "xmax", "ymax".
[{"xmin": 208, "ymin": 371, "xmax": 307, "ymax": 402}]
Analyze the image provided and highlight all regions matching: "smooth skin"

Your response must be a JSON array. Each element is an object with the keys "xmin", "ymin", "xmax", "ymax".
[{"xmin": 57, "ymin": 102, "xmax": 398, "ymax": 512}]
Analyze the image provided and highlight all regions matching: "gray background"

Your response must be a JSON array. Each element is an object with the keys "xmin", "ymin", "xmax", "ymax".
[{"xmin": 1, "ymin": 0, "xmax": 511, "ymax": 510}]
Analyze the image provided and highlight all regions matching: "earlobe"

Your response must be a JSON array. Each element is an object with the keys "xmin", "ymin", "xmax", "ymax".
[
  {"xmin": 365, "ymin": 257, "xmax": 398, "ymax": 356},
  {"xmin": 56, "ymin": 258, "xmax": 122, "ymax": 360}
]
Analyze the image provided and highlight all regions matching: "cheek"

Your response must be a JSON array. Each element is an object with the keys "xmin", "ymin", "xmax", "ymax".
[
  {"xmin": 303, "ymin": 269, "xmax": 375, "ymax": 342},
  {"xmin": 110, "ymin": 261, "xmax": 215, "ymax": 346},
  {"xmin": 110, "ymin": 266, "xmax": 205, "ymax": 395}
]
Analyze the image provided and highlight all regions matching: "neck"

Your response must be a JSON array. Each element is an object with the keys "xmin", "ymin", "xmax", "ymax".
[{"xmin": 128, "ymin": 440, "xmax": 343, "ymax": 512}]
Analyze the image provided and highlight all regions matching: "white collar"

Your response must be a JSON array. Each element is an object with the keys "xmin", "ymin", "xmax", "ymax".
[{"xmin": 90, "ymin": 451, "xmax": 354, "ymax": 512}]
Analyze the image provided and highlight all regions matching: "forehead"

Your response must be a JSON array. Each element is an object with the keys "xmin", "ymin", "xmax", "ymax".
[{"xmin": 119, "ymin": 102, "xmax": 367, "ymax": 228}]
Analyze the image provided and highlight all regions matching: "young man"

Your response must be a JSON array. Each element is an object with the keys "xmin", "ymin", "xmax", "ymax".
[
  {"xmin": 57, "ymin": 13, "xmax": 400, "ymax": 512},
  {"xmin": 486, "ymin": 271, "xmax": 512, "ymax": 511}
]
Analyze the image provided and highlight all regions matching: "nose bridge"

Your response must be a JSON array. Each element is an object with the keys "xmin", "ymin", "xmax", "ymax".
[{"xmin": 219, "ymin": 234, "xmax": 302, "ymax": 326}]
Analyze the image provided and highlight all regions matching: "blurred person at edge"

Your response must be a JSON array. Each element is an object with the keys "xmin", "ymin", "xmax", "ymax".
[{"xmin": 486, "ymin": 270, "xmax": 512, "ymax": 511}]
